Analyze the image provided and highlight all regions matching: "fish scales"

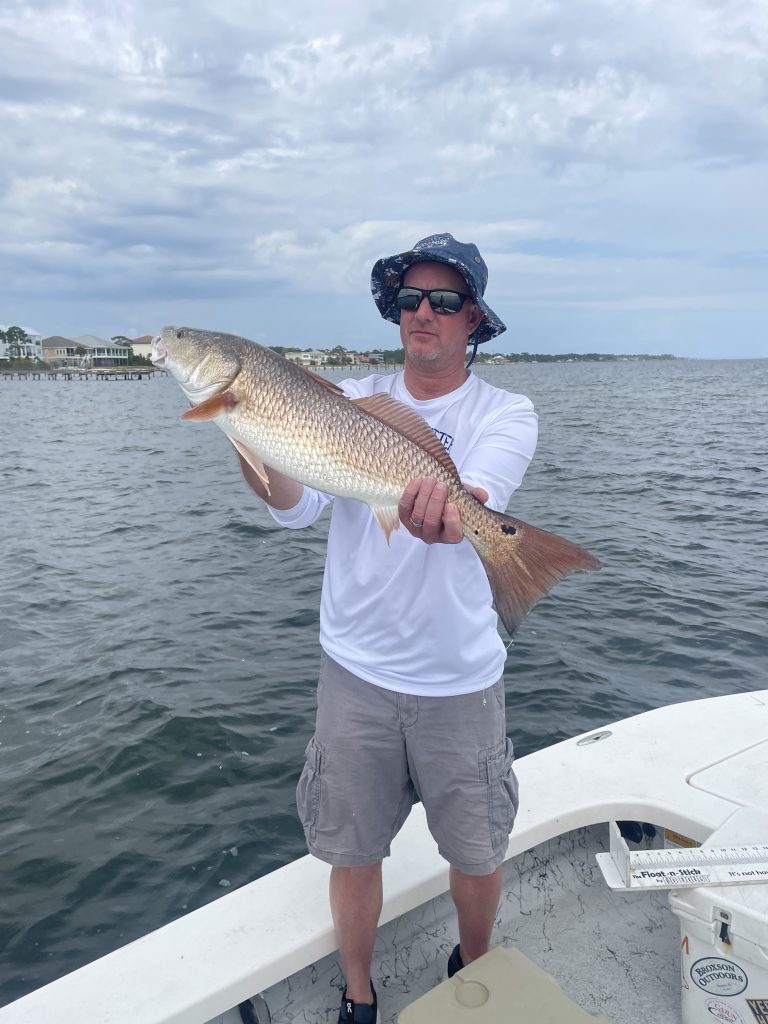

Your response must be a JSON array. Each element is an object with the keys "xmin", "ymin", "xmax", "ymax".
[{"xmin": 231, "ymin": 347, "xmax": 443, "ymax": 503}]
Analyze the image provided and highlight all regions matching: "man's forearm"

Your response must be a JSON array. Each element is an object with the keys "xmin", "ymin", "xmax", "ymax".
[{"xmin": 237, "ymin": 454, "xmax": 305, "ymax": 510}]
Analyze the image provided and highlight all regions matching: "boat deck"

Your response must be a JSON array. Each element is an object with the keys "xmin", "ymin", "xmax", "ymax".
[
  {"xmin": 1, "ymin": 689, "xmax": 766, "ymax": 1023},
  {"xmin": 214, "ymin": 824, "xmax": 681, "ymax": 1023}
]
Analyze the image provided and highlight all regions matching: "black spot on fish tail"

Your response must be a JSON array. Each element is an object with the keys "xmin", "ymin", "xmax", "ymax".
[{"xmin": 474, "ymin": 512, "xmax": 601, "ymax": 634}]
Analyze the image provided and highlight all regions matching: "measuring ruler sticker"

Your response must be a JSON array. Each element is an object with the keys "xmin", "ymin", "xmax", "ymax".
[
  {"xmin": 630, "ymin": 858, "xmax": 768, "ymax": 889},
  {"xmin": 596, "ymin": 822, "xmax": 768, "ymax": 891}
]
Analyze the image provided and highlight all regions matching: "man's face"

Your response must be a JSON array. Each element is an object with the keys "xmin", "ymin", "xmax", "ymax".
[{"xmin": 399, "ymin": 261, "xmax": 483, "ymax": 371}]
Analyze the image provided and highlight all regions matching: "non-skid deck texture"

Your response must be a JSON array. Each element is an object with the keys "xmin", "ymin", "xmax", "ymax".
[{"xmin": 216, "ymin": 826, "xmax": 680, "ymax": 1023}]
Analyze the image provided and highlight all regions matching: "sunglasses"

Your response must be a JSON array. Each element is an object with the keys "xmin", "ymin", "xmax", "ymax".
[{"xmin": 395, "ymin": 287, "xmax": 473, "ymax": 315}]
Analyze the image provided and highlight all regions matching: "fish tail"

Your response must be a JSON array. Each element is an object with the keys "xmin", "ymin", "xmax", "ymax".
[{"xmin": 469, "ymin": 507, "xmax": 601, "ymax": 635}]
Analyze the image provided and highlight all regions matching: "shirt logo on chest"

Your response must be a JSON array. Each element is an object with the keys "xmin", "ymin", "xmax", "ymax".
[{"xmin": 432, "ymin": 428, "xmax": 454, "ymax": 454}]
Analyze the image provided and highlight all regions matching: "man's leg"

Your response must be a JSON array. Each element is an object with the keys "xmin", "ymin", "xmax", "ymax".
[
  {"xmin": 403, "ymin": 680, "xmax": 516, "ymax": 968},
  {"xmin": 450, "ymin": 864, "xmax": 502, "ymax": 963},
  {"xmin": 330, "ymin": 863, "xmax": 383, "ymax": 1004}
]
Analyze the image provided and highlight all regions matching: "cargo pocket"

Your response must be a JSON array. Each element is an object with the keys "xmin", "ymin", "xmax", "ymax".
[
  {"xmin": 296, "ymin": 736, "xmax": 325, "ymax": 845},
  {"xmin": 479, "ymin": 736, "xmax": 519, "ymax": 850}
]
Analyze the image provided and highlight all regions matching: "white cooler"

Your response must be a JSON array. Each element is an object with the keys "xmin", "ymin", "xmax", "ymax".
[{"xmin": 669, "ymin": 808, "xmax": 768, "ymax": 1024}]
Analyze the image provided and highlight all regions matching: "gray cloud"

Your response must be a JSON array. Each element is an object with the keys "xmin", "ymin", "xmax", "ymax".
[{"xmin": 1, "ymin": 0, "xmax": 766, "ymax": 354}]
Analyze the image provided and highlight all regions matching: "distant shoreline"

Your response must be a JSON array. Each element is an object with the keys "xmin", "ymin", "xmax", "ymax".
[
  {"xmin": 480, "ymin": 353, "xmax": 677, "ymax": 363},
  {"xmin": 275, "ymin": 351, "xmax": 680, "ymax": 368}
]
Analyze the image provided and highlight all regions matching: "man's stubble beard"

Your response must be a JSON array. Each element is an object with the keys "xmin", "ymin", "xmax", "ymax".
[{"xmin": 404, "ymin": 340, "xmax": 442, "ymax": 365}]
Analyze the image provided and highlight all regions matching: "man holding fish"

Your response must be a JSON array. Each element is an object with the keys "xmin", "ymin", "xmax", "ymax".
[
  {"xmin": 243, "ymin": 234, "xmax": 533, "ymax": 1024},
  {"xmin": 153, "ymin": 233, "xmax": 599, "ymax": 1024}
]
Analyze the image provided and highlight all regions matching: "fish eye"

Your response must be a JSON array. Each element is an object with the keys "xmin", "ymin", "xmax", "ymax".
[{"xmin": 176, "ymin": 330, "xmax": 185, "ymax": 339}]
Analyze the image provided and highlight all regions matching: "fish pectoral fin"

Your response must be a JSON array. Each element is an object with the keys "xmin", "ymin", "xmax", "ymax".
[
  {"xmin": 371, "ymin": 504, "xmax": 401, "ymax": 544},
  {"xmin": 181, "ymin": 390, "xmax": 237, "ymax": 421},
  {"xmin": 228, "ymin": 437, "xmax": 271, "ymax": 497}
]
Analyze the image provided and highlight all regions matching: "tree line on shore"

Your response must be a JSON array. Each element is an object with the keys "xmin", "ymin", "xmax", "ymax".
[{"xmin": 269, "ymin": 345, "xmax": 676, "ymax": 365}]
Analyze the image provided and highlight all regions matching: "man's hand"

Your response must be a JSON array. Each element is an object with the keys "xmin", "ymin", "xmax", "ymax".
[{"xmin": 398, "ymin": 477, "xmax": 489, "ymax": 545}]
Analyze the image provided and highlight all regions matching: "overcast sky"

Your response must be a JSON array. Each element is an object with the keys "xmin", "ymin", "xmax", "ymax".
[{"xmin": 2, "ymin": 0, "xmax": 767, "ymax": 357}]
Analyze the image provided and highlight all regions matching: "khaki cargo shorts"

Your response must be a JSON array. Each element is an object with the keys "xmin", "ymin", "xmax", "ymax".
[{"xmin": 296, "ymin": 652, "xmax": 519, "ymax": 876}]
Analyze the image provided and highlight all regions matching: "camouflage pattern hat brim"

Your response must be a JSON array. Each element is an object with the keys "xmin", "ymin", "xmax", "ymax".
[{"xmin": 370, "ymin": 232, "xmax": 506, "ymax": 346}]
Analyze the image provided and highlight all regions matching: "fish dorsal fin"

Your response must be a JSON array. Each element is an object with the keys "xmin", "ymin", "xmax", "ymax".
[
  {"xmin": 352, "ymin": 394, "xmax": 460, "ymax": 481},
  {"xmin": 302, "ymin": 367, "xmax": 346, "ymax": 395}
]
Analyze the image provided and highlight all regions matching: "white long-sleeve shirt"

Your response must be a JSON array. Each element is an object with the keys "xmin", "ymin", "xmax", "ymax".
[{"xmin": 269, "ymin": 370, "xmax": 538, "ymax": 696}]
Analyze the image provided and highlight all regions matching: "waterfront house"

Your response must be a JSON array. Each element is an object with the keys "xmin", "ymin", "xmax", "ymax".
[
  {"xmin": 42, "ymin": 336, "xmax": 81, "ymax": 367},
  {"xmin": 130, "ymin": 335, "xmax": 155, "ymax": 360},
  {"xmin": 285, "ymin": 349, "xmax": 326, "ymax": 367},
  {"xmin": 1, "ymin": 325, "xmax": 43, "ymax": 361},
  {"xmin": 73, "ymin": 335, "xmax": 130, "ymax": 367}
]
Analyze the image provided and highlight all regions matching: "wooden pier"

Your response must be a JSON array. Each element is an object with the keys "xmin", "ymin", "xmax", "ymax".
[{"xmin": 0, "ymin": 367, "xmax": 160, "ymax": 381}]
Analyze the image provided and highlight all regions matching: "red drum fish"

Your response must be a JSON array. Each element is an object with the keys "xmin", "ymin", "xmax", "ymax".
[{"xmin": 152, "ymin": 326, "xmax": 600, "ymax": 633}]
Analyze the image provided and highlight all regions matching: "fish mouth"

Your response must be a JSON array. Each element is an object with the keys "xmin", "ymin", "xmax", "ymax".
[
  {"xmin": 152, "ymin": 333, "xmax": 233, "ymax": 398},
  {"xmin": 181, "ymin": 377, "xmax": 233, "ymax": 399},
  {"xmin": 156, "ymin": 326, "xmax": 241, "ymax": 407},
  {"xmin": 150, "ymin": 335, "xmax": 167, "ymax": 367}
]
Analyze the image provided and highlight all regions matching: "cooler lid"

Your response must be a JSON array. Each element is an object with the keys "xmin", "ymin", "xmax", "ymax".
[{"xmin": 669, "ymin": 807, "xmax": 768, "ymax": 950}]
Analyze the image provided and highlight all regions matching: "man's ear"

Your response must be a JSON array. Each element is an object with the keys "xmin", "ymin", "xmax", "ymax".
[{"xmin": 467, "ymin": 303, "xmax": 484, "ymax": 333}]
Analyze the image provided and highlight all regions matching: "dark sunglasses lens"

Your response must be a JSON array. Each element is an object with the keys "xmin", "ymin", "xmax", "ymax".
[
  {"xmin": 429, "ymin": 290, "xmax": 463, "ymax": 313},
  {"xmin": 395, "ymin": 288, "xmax": 423, "ymax": 311}
]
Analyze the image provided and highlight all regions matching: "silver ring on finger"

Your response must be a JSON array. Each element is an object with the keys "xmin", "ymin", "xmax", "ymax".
[{"xmin": 409, "ymin": 516, "xmax": 423, "ymax": 529}]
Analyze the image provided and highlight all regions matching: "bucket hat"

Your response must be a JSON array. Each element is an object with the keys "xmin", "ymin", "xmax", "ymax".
[{"xmin": 370, "ymin": 232, "xmax": 506, "ymax": 347}]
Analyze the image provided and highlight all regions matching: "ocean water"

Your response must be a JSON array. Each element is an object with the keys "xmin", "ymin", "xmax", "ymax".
[{"xmin": 0, "ymin": 358, "xmax": 766, "ymax": 1006}]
